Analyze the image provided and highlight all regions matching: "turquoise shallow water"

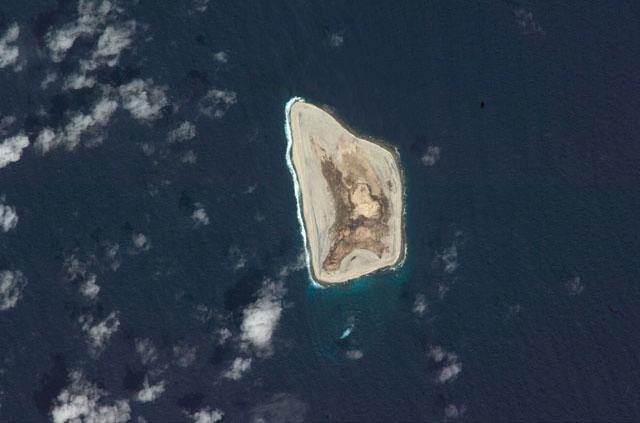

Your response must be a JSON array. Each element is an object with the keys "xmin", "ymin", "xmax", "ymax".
[{"xmin": 1, "ymin": 0, "xmax": 640, "ymax": 421}]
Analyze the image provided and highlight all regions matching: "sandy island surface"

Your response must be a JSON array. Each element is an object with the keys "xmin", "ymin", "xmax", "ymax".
[{"xmin": 287, "ymin": 99, "xmax": 404, "ymax": 285}]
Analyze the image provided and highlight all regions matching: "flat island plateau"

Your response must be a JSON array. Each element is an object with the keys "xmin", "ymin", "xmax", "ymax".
[{"xmin": 286, "ymin": 98, "xmax": 405, "ymax": 285}]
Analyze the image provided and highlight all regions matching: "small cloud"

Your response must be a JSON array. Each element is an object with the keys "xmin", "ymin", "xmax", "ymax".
[
  {"xmin": 86, "ymin": 22, "xmax": 136, "ymax": 69},
  {"xmin": 0, "ymin": 200, "xmax": 18, "ymax": 232},
  {"xmin": 191, "ymin": 206, "xmax": 210, "ymax": 226},
  {"xmin": 244, "ymin": 184, "xmax": 257, "ymax": 194},
  {"xmin": 41, "ymin": 71, "xmax": 58, "ymax": 89},
  {"xmin": 135, "ymin": 377, "xmax": 165, "ymax": 403},
  {"xmin": 199, "ymin": 89, "xmax": 237, "ymax": 119},
  {"xmin": 566, "ymin": 276, "xmax": 584, "ymax": 296},
  {"xmin": 191, "ymin": 407, "xmax": 224, "ymax": 423},
  {"xmin": 277, "ymin": 252, "xmax": 306, "ymax": 279},
  {"xmin": 50, "ymin": 369, "xmax": 131, "ymax": 423},
  {"xmin": 0, "ymin": 270, "xmax": 27, "ymax": 311},
  {"xmin": 435, "ymin": 238, "xmax": 459, "ymax": 274},
  {"xmin": 119, "ymin": 79, "xmax": 169, "ymax": 123},
  {"xmin": 514, "ymin": 8, "xmax": 545, "ymax": 36},
  {"xmin": 173, "ymin": 342, "xmax": 197, "ymax": 368},
  {"xmin": 428, "ymin": 345, "xmax": 462, "ymax": 384},
  {"xmin": 223, "ymin": 357, "xmax": 251, "ymax": 380},
  {"xmin": 213, "ymin": 51, "xmax": 227, "ymax": 63},
  {"xmin": 0, "ymin": 115, "xmax": 16, "ymax": 136},
  {"xmin": 180, "ymin": 150, "xmax": 198, "ymax": 164},
  {"xmin": 168, "ymin": 121, "xmax": 196, "ymax": 143},
  {"xmin": 34, "ymin": 96, "xmax": 118, "ymax": 154},
  {"xmin": 79, "ymin": 311, "xmax": 120, "ymax": 356},
  {"xmin": 444, "ymin": 403, "xmax": 466, "ymax": 420},
  {"xmin": 193, "ymin": 0, "xmax": 211, "ymax": 13},
  {"xmin": 131, "ymin": 233, "xmax": 151, "ymax": 252},
  {"xmin": 79, "ymin": 274, "xmax": 100, "ymax": 300},
  {"xmin": 216, "ymin": 327, "xmax": 232, "ymax": 345},
  {"xmin": 45, "ymin": 0, "xmax": 116, "ymax": 62},
  {"xmin": 105, "ymin": 242, "xmax": 121, "ymax": 271},
  {"xmin": 135, "ymin": 338, "xmax": 158, "ymax": 365},
  {"xmin": 346, "ymin": 349, "xmax": 363, "ymax": 360},
  {"xmin": 0, "ymin": 23, "xmax": 20, "ymax": 69},
  {"xmin": 63, "ymin": 254, "xmax": 90, "ymax": 281},
  {"xmin": 413, "ymin": 293, "xmax": 428, "ymax": 317},
  {"xmin": 62, "ymin": 73, "xmax": 96, "ymax": 90},
  {"xmin": 0, "ymin": 134, "xmax": 29, "ymax": 169},
  {"xmin": 437, "ymin": 283, "xmax": 450, "ymax": 300},
  {"xmin": 193, "ymin": 303, "xmax": 214, "ymax": 323},
  {"xmin": 329, "ymin": 33, "xmax": 344, "ymax": 48},
  {"xmin": 240, "ymin": 279, "xmax": 286, "ymax": 355},
  {"xmin": 421, "ymin": 145, "xmax": 441, "ymax": 166},
  {"xmin": 249, "ymin": 393, "xmax": 307, "ymax": 423}
]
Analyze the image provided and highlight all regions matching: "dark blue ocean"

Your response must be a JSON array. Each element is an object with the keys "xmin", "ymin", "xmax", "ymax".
[{"xmin": 1, "ymin": 0, "xmax": 640, "ymax": 421}]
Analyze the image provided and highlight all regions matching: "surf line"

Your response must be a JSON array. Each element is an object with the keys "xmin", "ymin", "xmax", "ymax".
[{"xmin": 284, "ymin": 96, "xmax": 325, "ymax": 289}]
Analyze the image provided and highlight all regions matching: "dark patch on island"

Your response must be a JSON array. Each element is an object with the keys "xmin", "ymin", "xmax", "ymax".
[{"xmin": 318, "ymin": 144, "xmax": 391, "ymax": 272}]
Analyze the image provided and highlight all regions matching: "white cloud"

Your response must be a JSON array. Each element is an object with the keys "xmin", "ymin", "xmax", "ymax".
[
  {"xmin": 224, "ymin": 254, "xmax": 303, "ymax": 380},
  {"xmin": 240, "ymin": 279, "xmax": 286, "ymax": 354},
  {"xmin": 135, "ymin": 377, "xmax": 165, "ymax": 403},
  {"xmin": 199, "ymin": 89, "xmax": 237, "ymax": 118},
  {"xmin": 46, "ymin": 0, "xmax": 115, "ymax": 62},
  {"xmin": 105, "ymin": 242, "xmax": 121, "ymax": 271},
  {"xmin": 180, "ymin": 150, "xmax": 197, "ymax": 164},
  {"xmin": 329, "ymin": 33, "xmax": 344, "ymax": 48},
  {"xmin": 0, "ymin": 134, "xmax": 29, "ymax": 169},
  {"xmin": 63, "ymin": 254, "xmax": 89, "ymax": 281},
  {"xmin": 412, "ymin": 293, "xmax": 428, "ymax": 317},
  {"xmin": 79, "ymin": 274, "xmax": 100, "ymax": 300},
  {"xmin": 191, "ymin": 407, "xmax": 224, "ymax": 423},
  {"xmin": 421, "ymin": 145, "xmax": 441, "ymax": 166},
  {"xmin": 35, "ymin": 96, "xmax": 118, "ymax": 154},
  {"xmin": 0, "ymin": 23, "xmax": 20, "ymax": 69},
  {"xmin": 566, "ymin": 276, "xmax": 584, "ymax": 296},
  {"xmin": 193, "ymin": 0, "xmax": 211, "ymax": 12},
  {"xmin": 0, "ymin": 270, "xmax": 27, "ymax": 311},
  {"xmin": 0, "ymin": 115, "xmax": 16, "ymax": 136},
  {"xmin": 167, "ymin": 121, "xmax": 196, "ymax": 143},
  {"xmin": 223, "ymin": 357, "xmax": 252, "ymax": 380},
  {"xmin": 213, "ymin": 51, "xmax": 227, "ymax": 63},
  {"xmin": 0, "ymin": 201, "xmax": 18, "ymax": 232},
  {"xmin": 249, "ymin": 393, "xmax": 307, "ymax": 423},
  {"xmin": 50, "ymin": 369, "xmax": 131, "ymax": 423},
  {"xmin": 79, "ymin": 311, "xmax": 120, "ymax": 356},
  {"xmin": 87, "ymin": 22, "xmax": 136, "ymax": 69},
  {"xmin": 428, "ymin": 345, "xmax": 462, "ymax": 384},
  {"xmin": 514, "ymin": 8, "xmax": 545, "ymax": 36},
  {"xmin": 346, "ymin": 349, "xmax": 363, "ymax": 360},
  {"xmin": 119, "ymin": 79, "xmax": 168, "ymax": 123},
  {"xmin": 63, "ymin": 73, "xmax": 96, "ymax": 91},
  {"xmin": 277, "ymin": 252, "xmax": 306, "ymax": 279},
  {"xmin": 437, "ymin": 283, "xmax": 450, "ymax": 300},
  {"xmin": 216, "ymin": 327, "xmax": 232, "ymax": 345},
  {"xmin": 131, "ymin": 233, "xmax": 151, "ymax": 252},
  {"xmin": 445, "ymin": 403, "xmax": 466, "ymax": 420},
  {"xmin": 173, "ymin": 342, "xmax": 197, "ymax": 368},
  {"xmin": 192, "ymin": 206, "xmax": 209, "ymax": 226},
  {"xmin": 135, "ymin": 338, "xmax": 158, "ymax": 365},
  {"xmin": 438, "ymin": 361, "xmax": 462, "ymax": 384},
  {"xmin": 41, "ymin": 71, "xmax": 58, "ymax": 89},
  {"xmin": 434, "ymin": 237, "xmax": 459, "ymax": 275}
]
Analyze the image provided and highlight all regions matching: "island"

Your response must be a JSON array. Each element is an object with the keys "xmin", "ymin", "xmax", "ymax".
[{"xmin": 285, "ymin": 98, "xmax": 405, "ymax": 285}]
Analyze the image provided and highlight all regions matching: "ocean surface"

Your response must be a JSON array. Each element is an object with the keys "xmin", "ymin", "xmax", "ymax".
[{"xmin": 1, "ymin": 1, "xmax": 640, "ymax": 422}]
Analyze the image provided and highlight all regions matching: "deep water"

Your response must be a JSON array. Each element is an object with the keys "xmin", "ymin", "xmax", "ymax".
[{"xmin": 1, "ymin": 0, "xmax": 640, "ymax": 422}]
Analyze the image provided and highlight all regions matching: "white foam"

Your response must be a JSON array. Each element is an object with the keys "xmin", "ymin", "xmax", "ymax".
[{"xmin": 284, "ymin": 97, "xmax": 325, "ymax": 289}]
